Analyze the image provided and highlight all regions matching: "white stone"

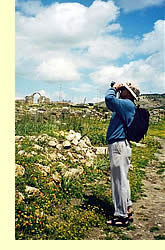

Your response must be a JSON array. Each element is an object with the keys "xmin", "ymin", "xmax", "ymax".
[
  {"xmin": 62, "ymin": 107, "xmax": 69, "ymax": 113},
  {"xmin": 80, "ymin": 159, "xmax": 86, "ymax": 164},
  {"xmin": 96, "ymin": 147, "xmax": 108, "ymax": 155},
  {"xmin": 25, "ymin": 186, "xmax": 40, "ymax": 195},
  {"xmin": 135, "ymin": 142, "xmax": 146, "ymax": 148},
  {"xmin": 83, "ymin": 136, "xmax": 92, "ymax": 146},
  {"xmin": 15, "ymin": 136, "xmax": 24, "ymax": 142},
  {"xmin": 81, "ymin": 148, "xmax": 88, "ymax": 154},
  {"xmin": 56, "ymin": 144, "xmax": 63, "ymax": 150},
  {"xmin": 64, "ymin": 166, "xmax": 83, "ymax": 178},
  {"xmin": 63, "ymin": 140, "xmax": 71, "ymax": 149},
  {"xmin": 15, "ymin": 164, "xmax": 25, "ymax": 176},
  {"xmin": 18, "ymin": 150, "xmax": 25, "ymax": 156},
  {"xmin": 44, "ymin": 147, "xmax": 49, "ymax": 152},
  {"xmin": 48, "ymin": 140, "xmax": 57, "ymax": 147},
  {"xmin": 38, "ymin": 110, "xmax": 44, "ymax": 114},
  {"xmin": 31, "ymin": 151, "xmax": 37, "ymax": 155},
  {"xmin": 59, "ymin": 131, "xmax": 65, "ymax": 137},
  {"xmin": 79, "ymin": 140, "xmax": 88, "ymax": 149},
  {"xmin": 72, "ymin": 138, "xmax": 78, "ymax": 145},
  {"xmin": 48, "ymin": 152, "xmax": 57, "ymax": 161},
  {"xmin": 73, "ymin": 159, "xmax": 78, "ymax": 163},
  {"xmin": 67, "ymin": 152, "xmax": 74, "ymax": 160},
  {"xmin": 26, "ymin": 153, "xmax": 33, "ymax": 158},
  {"xmin": 85, "ymin": 160, "xmax": 94, "ymax": 167},
  {"xmin": 29, "ymin": 108, "xmax": 37, "ymax": 112},
  {"xmin": 129, "ymin": 164, "xmax": 134, "ymax": 170},
  {"xmin": 33, "ymin": 144, "xmax": 42, "ymax": 150},
  {"xmin": 75, "ymin": 132, "xmax": 81, "ymax": 141},
  {"xmin": 38, "ymin": 164, "xmax": 50, "ymax": 175},
  {"xmin": 37, "ymin": 134, "xmax": 49, "ymax": 142},
  {"xmin": 69, "ymin": 130, "xmax": 75, "ymax": 134},
  {"xmin": 66, "ymin": 133, "xmax": 75, "ymax": 141},
  {"xmin": 27, "ymin": 135, "xmax": 36, "ymax": 141},
  {"xmin": 16, "ymin": 191, "xmax": 24, "ymax": 203},
  {"xmin": 86, "ymin": 150, "xmax": 95, "ymax": 159},
  {"xmin": 74, "ymin": 146, "xmax": 81, "ymax": 152},
  {"xmin": 57, "ymin": 153, "xmax": 66, "ymax": 160},
  {"xmin": 52, "ymin": 172, "xmax": 61, "ymax": 182},
  {"xmin": 77, "ymin": 154, "xmax": 84, "ymax": 159}
]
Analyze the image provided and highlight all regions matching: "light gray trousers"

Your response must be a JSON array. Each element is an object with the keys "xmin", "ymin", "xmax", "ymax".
[{"xmin": 108, "ymin": 140, "xmax": 132, "ymax": 218}]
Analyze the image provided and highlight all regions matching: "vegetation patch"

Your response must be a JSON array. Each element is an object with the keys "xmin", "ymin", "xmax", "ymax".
[
  {"xmin": 150, "ymin": 226, "xmax": 160, "ymax": 232},
  {"xmin": 154, "ymin": 235, "xmax": 165, "ymax": 240},
  {"xmin": 148, "ymin": 119, "xmax": 165, "ymax": 139},
  {"xmin": 15, "ymin": 106, "xmax": 164, "ymax": 240},
  {"xmin": 156, "ymin": 161, "xmax": 165, "ymax": 175}
]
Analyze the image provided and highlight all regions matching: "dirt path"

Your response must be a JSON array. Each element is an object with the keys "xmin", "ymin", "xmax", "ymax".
[{"xmin": 123, "ymin": 137, "xmax": 165, "ymax": 240}]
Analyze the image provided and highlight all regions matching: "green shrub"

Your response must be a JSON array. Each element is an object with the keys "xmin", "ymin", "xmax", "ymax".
[{"xmin": 15, "ymin": 113, "xmax": 163, "ymax": 239}]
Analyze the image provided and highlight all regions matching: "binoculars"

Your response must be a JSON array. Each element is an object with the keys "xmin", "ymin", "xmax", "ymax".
[{"xmin": 110, "ymin": 81, "xmax": 116, "ymax": 87}]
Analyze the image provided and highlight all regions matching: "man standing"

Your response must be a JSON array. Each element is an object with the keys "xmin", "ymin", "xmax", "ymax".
[{"xmin": 105, "ymin": 82, "xmax": 140, "ymax": 227}]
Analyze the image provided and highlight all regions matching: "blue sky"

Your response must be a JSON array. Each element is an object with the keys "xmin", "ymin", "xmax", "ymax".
[{"xmin": 15, "ymin": 0, "xmax": 165, "ymax": 103}]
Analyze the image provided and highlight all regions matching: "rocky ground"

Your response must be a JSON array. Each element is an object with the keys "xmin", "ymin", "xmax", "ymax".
[
  {"xmin": 15, "ymin": 93, "xmax": 165, "ymax": 240},
  {"xmin": 15, "ymin": 133, "xmax": 165, "ymax": 240}
]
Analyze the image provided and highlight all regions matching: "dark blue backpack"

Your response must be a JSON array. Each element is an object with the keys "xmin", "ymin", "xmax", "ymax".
[{"xmin": 124, "ymin": 106, "xmax": 150, "ymax": 142}]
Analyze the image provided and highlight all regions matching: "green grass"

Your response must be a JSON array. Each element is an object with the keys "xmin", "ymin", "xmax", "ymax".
[
  {"xmin": 129, "ymin": 136, "xmax": 160, "ymax": 201},
  {"xmin": 15, "ymin": 137, "xmax": 159, "ymax": 239},
  {"xmin": 150, "ymin": 226, "xmax": 160, "ymax": 232},
  {"xmin": 15, "ymin": 114, "xmax": 58, "ymax": 137},
  {"xmin": 154, "ymin": 235, "xmax": 165, "ymax": 240},
  {"xmin": 15, "ymin": 113, "xmax": 109, "ymax": 146},
  {"xmin": 15, "ymin": 113, "xmax": 164, "ymax": 240},
  {"xmin": 148, "ymin": 119, "xmax": 165, "ymax": 139}
]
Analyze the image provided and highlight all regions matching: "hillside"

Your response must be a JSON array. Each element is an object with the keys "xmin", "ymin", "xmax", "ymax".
[
  {"xmin": 16, "ymin": 93, "xmax": 165, "ymax": 124},
  {"xmin": 98, "ymin": 93, "xmax": 165, "ymax": 109},
  {"xmin": 15, "ymin": 94, "xmax": 165, "ymax": 240},
  {"xmin": 138, "ymin": 94, "xmax": 165, "ymax": 110}
]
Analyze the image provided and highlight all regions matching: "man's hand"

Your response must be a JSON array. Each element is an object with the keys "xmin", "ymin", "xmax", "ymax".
[{"xmin": 113, "ymin": 83, "xmax": 123, "ymax": 91}]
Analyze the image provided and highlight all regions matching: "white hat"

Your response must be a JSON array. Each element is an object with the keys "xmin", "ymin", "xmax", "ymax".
[{"xmin": 122, "ymin": 82, "xmax": 140, "ymax": 100}]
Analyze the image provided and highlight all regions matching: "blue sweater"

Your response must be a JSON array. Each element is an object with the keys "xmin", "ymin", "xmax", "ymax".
[{"xmin": 105, "ymin": 88, "xmax": 136, "ymax": 144}]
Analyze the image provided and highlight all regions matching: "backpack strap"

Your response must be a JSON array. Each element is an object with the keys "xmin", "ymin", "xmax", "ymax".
[{"xmin": 120, "ymin": 104, "xmax": 138, "ymax": 141}]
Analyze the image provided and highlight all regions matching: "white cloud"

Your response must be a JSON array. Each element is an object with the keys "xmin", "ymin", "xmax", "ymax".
[
  {"xmin": 135, "ymin": 20, "xmax": 164, "ymax": 54},
  {"xmin": 36, "ymin": 57, "xmax": 81, "ymax": 82},
  {"xmin": 15, "ymin": 0, "xmax": 120, "ymax": 82},
  {"xmin": 85, "ymin": 0, "xmax": 119, "ymax": 35},
  {"xmin": 89, "ymin": 18, "xmax": 165, "ymax": 93},
  {"xmin": 118, "ymin": 0, "xmax": 164, "ymax": 12},
  {"xmin": 90, "ymin": 52, "xmax": 165, "ymax": 93},
  {"xmin": 102, "ymin": 23, "xmax": 122, "ymax": 33},
  {"xmin": 15, "ymin": 1, "xmax": 164, "ymax": 94},
  {"xmin": 70, "ymin": 83, "xmax": 95, "ymax": 93},
  {"xmin": 88, "ymin": 36, "xmax": 136, "ymax": 60},
  {"xmin": 16, "ymin": 1, "xmax": 119, "ymax": 45},
  {"xmin": 145, "ymin": 51, "xmax": 164, "ymax": 72}
]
